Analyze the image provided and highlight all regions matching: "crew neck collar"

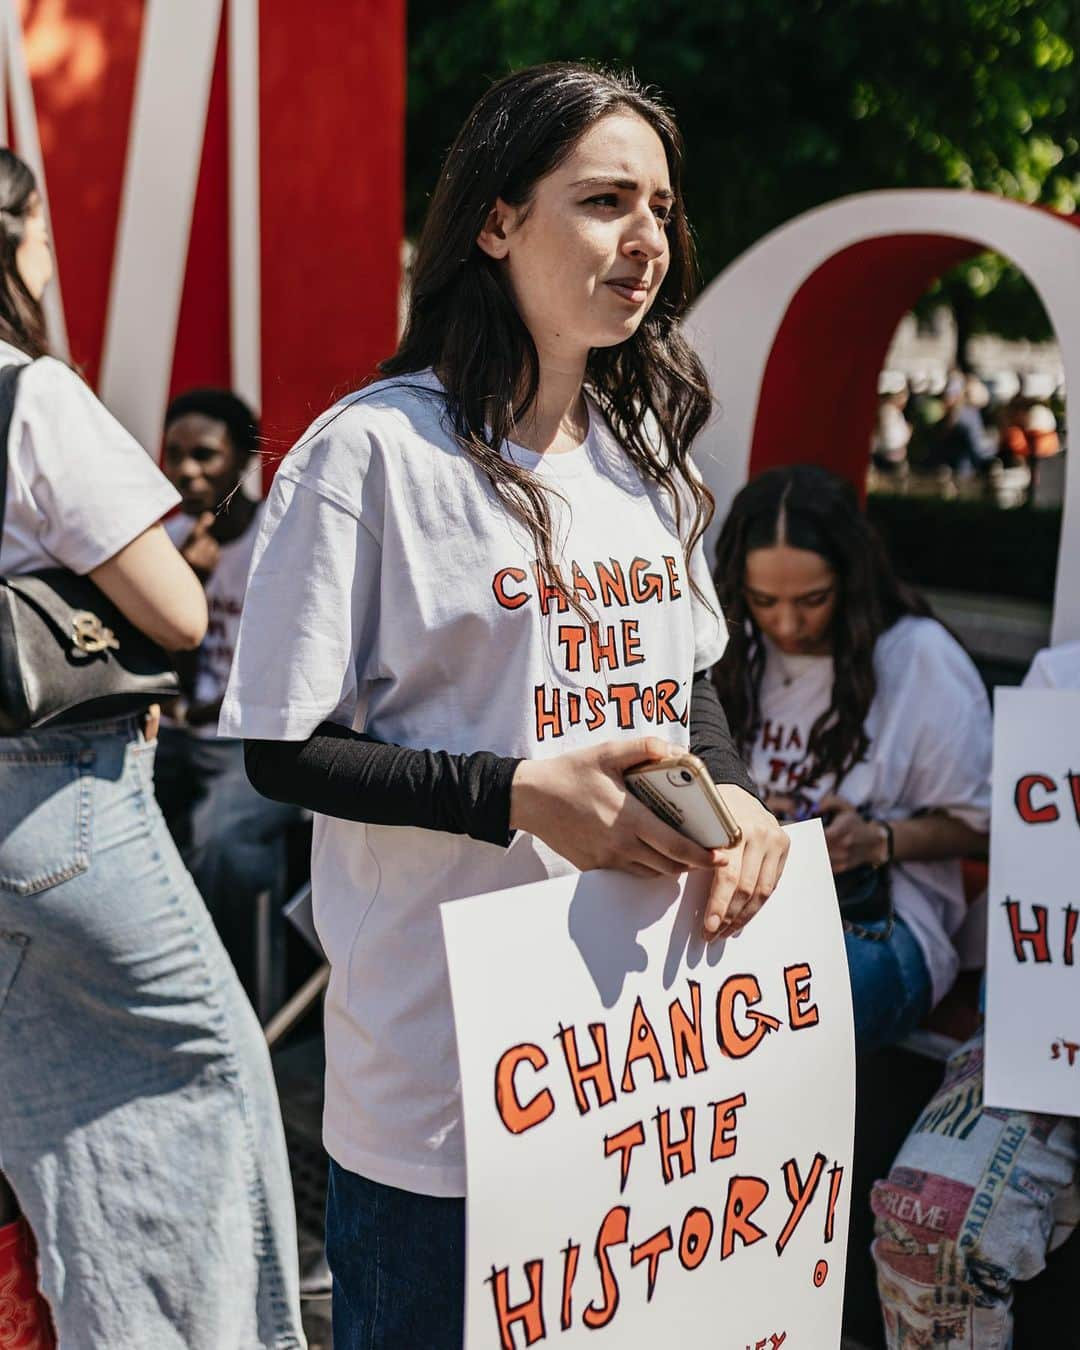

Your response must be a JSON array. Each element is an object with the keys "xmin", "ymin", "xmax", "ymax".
[{"xmin": 503, "ymin": 395, "xmax": 595, "ymax": 478}]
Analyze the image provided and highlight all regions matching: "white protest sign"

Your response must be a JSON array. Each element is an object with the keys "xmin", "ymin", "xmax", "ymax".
[
  {"xmin": 441, "ymin": 821, "xmax": 854, "ymax": 1350},
  {"xmin": 985, "ymin": 688, "xmax": 1080, "ymax": 1115}
]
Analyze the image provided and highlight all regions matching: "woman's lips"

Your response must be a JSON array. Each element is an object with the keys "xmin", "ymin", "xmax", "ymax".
[{"xmin": 605, "ymin": 279, "xmax": 649, "ymax": 304}]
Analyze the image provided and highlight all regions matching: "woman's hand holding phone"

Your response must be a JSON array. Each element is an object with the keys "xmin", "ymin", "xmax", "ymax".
[
  {"xmin": 510, "ymin": 738, "xmax": 789, "ymax": 942},
  {"xmin": 510, "ymin": 737, "xmax": 728, "ymax": 878}
]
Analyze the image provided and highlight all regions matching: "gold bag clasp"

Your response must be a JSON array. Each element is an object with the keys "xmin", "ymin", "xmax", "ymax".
[{"xmin": 71, "ymin": 610, "xmax": 120, "ymax": 655}]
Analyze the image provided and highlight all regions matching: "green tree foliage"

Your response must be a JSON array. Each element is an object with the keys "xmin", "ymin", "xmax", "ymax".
[{"xmin": 405, "ymin": 0, "xmax": 1080, "ymax": 339}]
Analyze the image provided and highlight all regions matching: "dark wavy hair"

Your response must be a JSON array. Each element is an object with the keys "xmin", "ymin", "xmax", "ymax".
[
  {"xmin": 712, "ymin": 465, "xmax": 933, "ymax": 788},
  {"xmin": 380, "ymin": 62, "xmax": 713, "ymax": 607},
  {"xmin": 0, "ymin": 148, "xmax": 50, "ymax": 359}
]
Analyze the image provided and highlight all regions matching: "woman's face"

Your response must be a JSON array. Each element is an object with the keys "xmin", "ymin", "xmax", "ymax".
[
  {"xmin": 743, "ymin": 544, "xmax": 838, "ymax": 657},
  {"xmin": 477, "ymin": 111, "xmax": 673, "ymax": 364},
  {"xmin": 15, "ymin": 193, "xmax": 53, "ymax": 301}
]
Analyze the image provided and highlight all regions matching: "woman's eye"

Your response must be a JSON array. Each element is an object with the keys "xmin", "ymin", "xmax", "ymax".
[
  {"xmin": 799, "ymin": 594, "xmax": 830, "ymax": 608},
  {"xmin": 652, "ymin": 206, "xmax": 672, "ymax": 224},
  {"xmin": 585, "ymin": 194, "xmax": 618, "ymax": 208}
]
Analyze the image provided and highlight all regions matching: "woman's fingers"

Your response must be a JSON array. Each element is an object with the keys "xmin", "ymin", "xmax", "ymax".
[
  {"xmin": 627, "ymin": 837, "xmax": 688, "ymax": 876},
  {"xmin": 623, "ymin": 860, "xmax": 662, "ymax": 879},
  {"xmin": 624, "ymin": 798, "xmax": 726, "ymax": 872},
  {"xmin": 701, "ymin": 845, "xmax": 743, "ymax": 936},
  {"xmin": 716, "ymin": 841, "xmax": 768, "ymax": 936},
  {"xmin": 144, "ymin": 703, "xmax": 160, "ymax": 743},
  {"xmin": 723, "ymin": 831, "xmax": 791, "ymax": 934}
]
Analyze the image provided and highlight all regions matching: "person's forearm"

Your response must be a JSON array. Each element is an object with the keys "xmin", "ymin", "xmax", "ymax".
[
  {"xmin": 244, "ymin": 723, "xmax": 520, "ymax": 847},
  {"xmin": 244, "ymin": 673, "xmax": 756, "ymax": 851},
  {"xmin": 888, "ymin": 811, "xmax": 988, "ymax": 865}
]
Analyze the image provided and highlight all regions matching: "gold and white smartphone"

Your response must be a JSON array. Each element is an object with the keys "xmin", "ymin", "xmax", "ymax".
[{"xmin": 624, "ymin": 753, "xmax": 742, "ymax": 850}]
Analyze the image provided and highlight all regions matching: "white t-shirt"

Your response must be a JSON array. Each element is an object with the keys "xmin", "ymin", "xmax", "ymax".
[
  {"xmin": 219, "ymin": 371, "xmax": 727, "ymax": 1196},
  {"xmin": 1022, "ymin": 641, "xmax": 1080, "ymax": 691},
  {"xmin": 0, "ymin": 341, "xmax": 178, "ymax": 575},
  {"xmin": 164, "ymin": 505, "xmax": 263, "ymax": 737},
  {"xmin": 748, "ymin": 615, "xmax": 992, "ymax": 1006}
]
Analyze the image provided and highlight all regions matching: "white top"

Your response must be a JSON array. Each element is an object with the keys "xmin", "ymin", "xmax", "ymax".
[
  {"xmin": 0, "ymin": 341, "xmax": 179, "ymax": 575},
  {"xmin": 748, "ymin": 616, "xmax": 992, "ymax": 1005},
  {"xmin": 1023, "ymin": 641, "xmax": 1080, "ymax": 690},
  {"xmin": 164, "ymin": 505, "xmax": 263, "ymax": 737},
  {"xmin": 219, "ymin": 371, "xmax": 728, "ymax": 1196}
]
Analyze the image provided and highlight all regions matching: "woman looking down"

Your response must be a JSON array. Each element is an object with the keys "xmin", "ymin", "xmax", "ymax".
[{"xmin": 712, "ymin": 464, "xmax": 992, "ymax": 1054}]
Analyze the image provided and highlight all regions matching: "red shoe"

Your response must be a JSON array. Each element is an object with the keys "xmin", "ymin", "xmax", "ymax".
[{"xmin": 0, "ymin": 1218, "xmax": 56, "ymax": 1349}]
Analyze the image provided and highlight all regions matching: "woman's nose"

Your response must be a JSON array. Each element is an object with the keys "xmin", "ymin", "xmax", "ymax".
[
  {"xmin": 772, "ymin": 607, "xmax": 800, "ymax": 639},
  {"xmin": 622, "ymin": 211, "xmax": 667, "ymax": 261}
]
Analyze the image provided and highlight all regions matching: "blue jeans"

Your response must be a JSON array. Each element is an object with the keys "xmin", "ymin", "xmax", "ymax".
[
  {"xmin": 845, "ymin": 914, "xmax": 933, "ymax": 1055},
  {"xmin": 326, "ymin": 1160, "xmax": 465, "ymax": 1349},
  {"xmin": 0, "ymin": 717, "xmax": 305, "ymax": 1349}
]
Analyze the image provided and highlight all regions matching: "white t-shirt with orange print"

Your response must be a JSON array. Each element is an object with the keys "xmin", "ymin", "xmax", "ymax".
[
  {"xmin": 220, "ymin": 371, "xmax": 727, "ymax": 1197},
  {"xmin": 747, "ymin": 616, "xmax": 993, "ymax": 1009}
]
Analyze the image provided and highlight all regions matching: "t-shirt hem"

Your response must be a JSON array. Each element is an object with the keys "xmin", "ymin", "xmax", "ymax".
[
  {"xmin": 217, "ymin": 700, "xmax": 332, "ymax": 741},
  {"xmin": 323, "ymin": 1126, "xmax": 466, "ymax": 1198}
]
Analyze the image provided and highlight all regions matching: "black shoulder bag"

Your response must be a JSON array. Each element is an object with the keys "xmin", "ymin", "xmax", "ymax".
[{"xmin": 0, "ymin": 360, "xmax": 180, "ymax": 733}]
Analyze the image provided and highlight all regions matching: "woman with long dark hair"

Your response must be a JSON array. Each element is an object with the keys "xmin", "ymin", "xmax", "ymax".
[
  {"xmin": 0, "ymin": 148, "xmax": 305, "ymax": 1348},
  {"xmin": 713, "ymin": 464, "xmax": 992, "ymax": 1052},
  {"xmin": 222, "ymin": 62, "xmax": 788, "ymax": 1347}
]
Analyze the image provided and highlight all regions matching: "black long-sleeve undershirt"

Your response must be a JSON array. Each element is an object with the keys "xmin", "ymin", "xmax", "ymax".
[{"xmin": 243, "ymin": 669, "xmax": 757, "ymax": 848}]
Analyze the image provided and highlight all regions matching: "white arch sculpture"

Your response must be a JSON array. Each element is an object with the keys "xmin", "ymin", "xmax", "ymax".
[{"xmin": 684, "ymin": 190, "xmax": 1080, "ymax": 644}]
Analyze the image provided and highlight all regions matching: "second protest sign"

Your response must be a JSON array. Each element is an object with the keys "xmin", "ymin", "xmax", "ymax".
[{"xmin": 985, "ymin": 687, "xmax": 1080, "ymax": 1115}]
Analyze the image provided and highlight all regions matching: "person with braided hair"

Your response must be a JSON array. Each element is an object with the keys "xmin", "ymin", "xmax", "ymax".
[{"xmin": 712, "ymin": 464, "xmax": 992, "ymax": 1052}]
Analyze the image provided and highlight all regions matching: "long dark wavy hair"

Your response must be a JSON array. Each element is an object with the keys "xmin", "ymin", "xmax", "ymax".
[
  {"xmin": 713, "ymin": 465, "xmax": 933, "ymax": 789},
  {"xmin": 0, "ymin": 148, "xmax": 50, "ymax": 358},
  {"xmin": 381, "ymin": 62, "xmax": 713, "ymax": 604}
]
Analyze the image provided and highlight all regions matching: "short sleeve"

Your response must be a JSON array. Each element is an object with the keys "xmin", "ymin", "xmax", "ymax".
[
  {"xmin": 1022, "ymin": 642, "xmax": 1080, "ymax": 690},
  {"xmin": 688, "ymin": 533, "xmax": 728, "ymax": 671},
  {"xmin": 887, "ymin": 621, "xmax": 992, "ymax": 830},
  {"xmin": 17, "ymin": 358, "xmax": 179, "ymax": 573},
  {"xmin": 217, "ymin": 472, "xmax": 382, "ymax": 740}
]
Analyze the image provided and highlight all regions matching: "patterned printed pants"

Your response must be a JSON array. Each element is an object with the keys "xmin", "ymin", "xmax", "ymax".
[{"xmin": 871, "ymin": 1032, "xmax": 1080, "ymax": 1349}]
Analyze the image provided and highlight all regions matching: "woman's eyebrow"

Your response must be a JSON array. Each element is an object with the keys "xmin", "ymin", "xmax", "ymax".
[
  {"xmin": 570, "ymin": 175, "xmax": 675, "ymax": 201},
  {"xmin": 745, "ymin": 586, "xmax": 832, "ymax": 601}
]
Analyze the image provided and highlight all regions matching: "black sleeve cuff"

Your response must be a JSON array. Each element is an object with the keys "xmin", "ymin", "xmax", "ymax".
[{"xmin": 689, "ymin": 668, "xmax": 761, "ymax": 800}]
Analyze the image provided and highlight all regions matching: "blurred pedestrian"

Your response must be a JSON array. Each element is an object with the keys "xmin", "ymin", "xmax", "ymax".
[
  {"xmin": 156, "ymin": 388, "xmax": 303, "ymax": 1009},
  {"xmin": 0, "ymin": 148, "xmax": 305, "ymax": 1350},
  {"xmin": 712, "ymin": 465, "xmax": 991, "ymax": 1054},
  {"xmin": 935, "ymin": 372, "xmax": 994, "ymax": 475},
  {"xmin": 871, "ymin": 371, "xmax": 912, "ymax": 474}
]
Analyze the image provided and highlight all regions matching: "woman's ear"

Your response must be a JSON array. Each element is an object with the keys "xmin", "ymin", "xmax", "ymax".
[{"xmin": 476, "ymin": 198, "xmax": 515, "ymax": 260}]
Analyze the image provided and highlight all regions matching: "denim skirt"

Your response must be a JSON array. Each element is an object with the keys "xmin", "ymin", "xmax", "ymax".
[{"xmin": 0, "ymin": 716, "xmax": 305, "ymax": 1349}]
